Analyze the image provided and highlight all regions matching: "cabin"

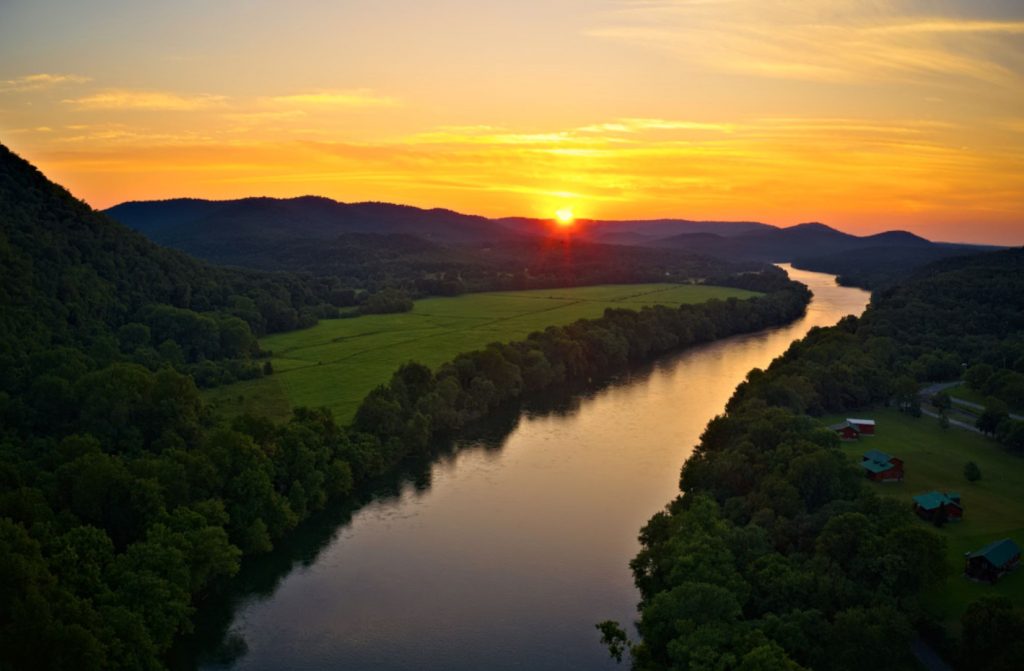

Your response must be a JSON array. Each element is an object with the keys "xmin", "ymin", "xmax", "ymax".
[
  {"xmin": 913, "ymin": 491, "xmax": 963, "ymax": 523},
  {"xmin": 847, "ymin": 418, "xmax": 876, "ymax": 435},
  {"xmin": 965, "ymin": 538, "xmax": 1022, "ymax": 583},
  {"xmin": 861, "ymin": 449, "xmax": 904, "ymax": 482},
  {"xmin": 829, "ymin": 420, "xmax": 861, "ymax": 441}
]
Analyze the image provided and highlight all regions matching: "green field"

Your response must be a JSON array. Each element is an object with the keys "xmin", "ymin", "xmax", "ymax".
[
  {"xmin": 206, "ymin": 283, "xmax": 760, "ymax": 423},
  {"xmin": 826, "ymin": 408, "xmax": 1024, "ymax": 623}
]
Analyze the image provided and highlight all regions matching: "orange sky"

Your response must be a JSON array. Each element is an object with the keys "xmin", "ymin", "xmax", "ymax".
[{"xmin": 1, "ymin": 0, "xmax": 1022, "ymax": 244}]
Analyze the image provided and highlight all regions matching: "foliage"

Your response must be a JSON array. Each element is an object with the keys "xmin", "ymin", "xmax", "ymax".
[
  {"xmin": 206, "ymin": 283, "xmax": 763, "ymax": 423},
  {"xmin": 964, "ymin": 461, "xmax": 981, "ymax": 482},
  {"xmin": 614, "ymin": 248, "xmax": 1024, "ymax": 669}
]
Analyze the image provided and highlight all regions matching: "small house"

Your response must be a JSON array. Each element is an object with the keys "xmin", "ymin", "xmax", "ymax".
[
  {"xmin": 913, "ymin": 491, "xmax": 963, "ymax": 522},
  {"xmin": 861, "ymin": 449, "xmax": 904, "ymax": 482},
  {"xmin": 829, "ymin": 420, "xmax": 861, "ymax": 441},
  {"xmin": 965, "ymin": 538, "xmax": 1022, "ymax": 583},
  {"xmin": 847, "ymin": 418, "xmax": 876, "ymax": 435}
]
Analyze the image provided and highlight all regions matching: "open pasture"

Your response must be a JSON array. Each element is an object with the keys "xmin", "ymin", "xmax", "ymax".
[{"xmin": 205, "ymin": 283, "xmax": 759, "ymax": 423}]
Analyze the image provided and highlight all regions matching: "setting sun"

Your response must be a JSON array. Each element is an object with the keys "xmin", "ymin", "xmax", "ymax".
[{"xmin": 555, "ymin": 208, "xmax": 575, "ymax": 227}]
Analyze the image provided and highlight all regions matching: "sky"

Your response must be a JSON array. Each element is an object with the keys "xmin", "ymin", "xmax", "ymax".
[{"xmin": 1, "ymin": 0, "xmax": 1022, "ymax": 244}]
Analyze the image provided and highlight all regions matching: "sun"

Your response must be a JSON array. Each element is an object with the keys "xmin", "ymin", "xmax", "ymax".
[{"xmin": 554, "ymin": 208, "xmax": 575, "ymax": 227}]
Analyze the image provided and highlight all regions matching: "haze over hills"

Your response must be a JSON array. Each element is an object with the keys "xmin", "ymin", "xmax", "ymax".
[{"xmin": 106, "ymin": 196, "xmax": 998, "ymax": 289}]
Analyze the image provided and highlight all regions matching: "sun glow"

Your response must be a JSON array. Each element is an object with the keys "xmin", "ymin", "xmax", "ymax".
[{"xmin": 555, "ymin": 208, "xmax": 575, "ymax": 227}]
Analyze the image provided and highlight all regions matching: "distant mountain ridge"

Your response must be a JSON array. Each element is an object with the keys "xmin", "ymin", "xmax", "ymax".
[
  {"xmin": 653, "ymin": 221, "xmax": 945, "ymax": 262},
  {"xmin": 105, "ymin": 196, "xmax": 998, "ymax": 288},
  {"xmin": 107, "ymin": 196, "xmax": 522, "ymax": 246}
]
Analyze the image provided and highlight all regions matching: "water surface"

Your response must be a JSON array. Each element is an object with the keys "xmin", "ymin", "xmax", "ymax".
[{"xmin": 188, "ymin": 265, "xmax": 869, "ymax": 671}]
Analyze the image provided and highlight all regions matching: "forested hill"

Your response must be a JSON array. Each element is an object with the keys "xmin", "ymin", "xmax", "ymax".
[
  {"xmin": 0, "ymin": 145, "xmax": 342, "ymax": 347},
  {"xmin": 107, "ymin": 196, "xmax": 518, "ymax": 246},
  {"xmin": 105, "ymin": 197, "xmax": 764, "ymax": 294},
  {"xmin": 107, "ymin": 196, "xmax": 997, "ymax": 293},
  {"xmin": 790, "ymin": 243, "xmax": 1005, "ymax": 290},
  {"xmin": 614, "ymin": 247, "xmax": 1024, "ymax": 671}
]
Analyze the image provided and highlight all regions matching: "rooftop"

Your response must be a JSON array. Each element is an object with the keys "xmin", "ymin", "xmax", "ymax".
[
  {"xmin": 848, "ymin": 418, "xmax": 876, "ymax": 426},
  {"xmin": 863, "ymin": 449, "xmax": 891, "ymax": 463},
  {"xmin": 862, "ymin": 459, "xmax": 895, "ymax": 474},
  {"xmin": 913, "ymin": 491, "xmax": 962, "ymax": 511},
  {"xmin": 969, "ymin": 538, "xmax": 1022, "ymax": 567}
]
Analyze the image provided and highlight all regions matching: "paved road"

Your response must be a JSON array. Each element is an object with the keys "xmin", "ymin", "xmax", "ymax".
[
  {"xmin": 911, "ymin": 637, "xmax": 954, "ymax": 671},
  {"xmin": 921, "ymin": 408, "xmax": 982, "ymax": 434},
  {"xmin": 919, "ymin": 381, "xmax": 961, "ymax": 397},
  {"xmin": 948, "ymin": 396, "xmax": 1024, "ymax": 421},
  {"xmin": 918, "ymin": 381, "xmax": 1024, "ymax": 421}
]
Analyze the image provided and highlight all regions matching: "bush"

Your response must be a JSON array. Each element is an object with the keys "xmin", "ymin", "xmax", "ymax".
[{"xmin": 964, "ymin": 461, "xmax": 982, "ymax": 482}]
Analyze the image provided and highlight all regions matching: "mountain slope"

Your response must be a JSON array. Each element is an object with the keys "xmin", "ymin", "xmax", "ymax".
[
  {"xmin": 105, "ymin": 197, "xmax": 765, "ymax": 290},
  {"xmin": 108, "ymin": 196, "xmax": 522, "ymax": 248},
  {"xmin": 0, "ymin": 144, "xmax": 333, "ymax": 362},
  {"xmin": 656, "ymin": 221, "xmax": 938, "ymax": 260}
]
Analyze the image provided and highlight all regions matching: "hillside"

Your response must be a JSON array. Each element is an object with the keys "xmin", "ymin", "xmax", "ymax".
[
  {"xmin": 791, "ymin": 244, "xmax": 1000, "ymax": 289},
  {"xmin": 109, "ymin": 197, "xmax": 997, "ymax": 292},
  {"xmin": 106, "ymin": 198, "xmax": 764, "ymax": 292},
  {"xmin": 108, "ymin": 196, "xmax": 518, "ymax": 246},
  {"xmin": 0, "ymin": 146, "xmax": 337, "ymax": 357}
]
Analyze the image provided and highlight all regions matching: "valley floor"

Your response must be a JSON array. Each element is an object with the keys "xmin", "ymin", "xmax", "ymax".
[{"xmin": 205, "ymin": 283, "xmax": 759, "ymax": 422}]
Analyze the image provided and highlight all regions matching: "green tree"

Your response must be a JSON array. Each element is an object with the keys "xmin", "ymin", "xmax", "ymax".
[
  {"xmin": 964, "ymin": 461, "xmax": 982, "ymax": 482},
  {"xmin": 977, "ymin": 401, "xmax": 1009, "ymax": 435},
  {"xmin": 931, "ymin": 391, "xmax": 951, "ymax": 412}
]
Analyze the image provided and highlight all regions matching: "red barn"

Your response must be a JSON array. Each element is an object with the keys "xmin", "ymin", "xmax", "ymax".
[
  {"xmin": 861, "ymin": 450, "xmax": 904, "ymax": 482},
  {"xmin": 847, "ymin": 418, "xmax": 876, "ymax": 435},
  {"xmin": 829, "ymin": 421, "xmax": 861, "ymax": 441}
]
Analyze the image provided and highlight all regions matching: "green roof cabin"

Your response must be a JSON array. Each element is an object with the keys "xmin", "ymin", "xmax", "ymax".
[
  {"xmin": 913, "ymin": 491, "xmax": 963, "ymax": 524},
  {"xmin": 861, "ymin": 450, "xmax": 904, "ymax": 482},
  {"xmin": 965, "ymin": 538, "xmax": 1021, "ymax": 583}
]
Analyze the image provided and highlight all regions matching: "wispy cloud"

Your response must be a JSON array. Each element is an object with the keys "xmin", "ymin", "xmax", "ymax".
[
  {"xmin": 589, "ymin": 1, "xmax": 1024, "ymax": 87},
  {"xmin": 0, "ymin": 73, "xmax": 91, "ymax": 92},
  {"xmin": 62, "ymin": 90, "xmax": 228, "ymax": 111},
  {"xmin": 266, "ymin": 89, "xmax": 398, "ymax": 108}
]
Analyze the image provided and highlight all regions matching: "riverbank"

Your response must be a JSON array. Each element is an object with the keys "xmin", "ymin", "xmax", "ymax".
[{"xmin": 176, "ymin": 266, "xmax": 868, "ymax": 670}]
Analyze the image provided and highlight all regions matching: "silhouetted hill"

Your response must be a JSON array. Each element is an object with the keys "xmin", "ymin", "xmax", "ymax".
[
  {"xmin": 0, "ymin": 146, "xmax": 340, "ymax": 357},
  {"xmin": 106, "ymin": 198, "xmax": 766, "ymax": 290},
  {"xmin": 108, "ymin": 196, "xmax": 522, "ymax": 248},
  {"xmin": 792, "ymin": 244, "xmax": 1005, "ymax": 289},
  {"xmin": 655, "ymin": 221, "xmax": 980, "ymax": 267}
]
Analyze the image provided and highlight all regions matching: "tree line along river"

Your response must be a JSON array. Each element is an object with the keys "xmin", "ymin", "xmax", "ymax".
[{"xmin": 177, "ymin": 265, "xmax": 870, "ymax": 671}]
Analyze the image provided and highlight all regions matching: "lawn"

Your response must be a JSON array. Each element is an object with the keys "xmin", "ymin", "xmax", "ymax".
[
  {"xmin": 825, "ymin": 408, "xmax": 1024, "ymax": 623},
  {"xmin": 205, "ymin": 283, "xmax": 760, "ymax": 423}
]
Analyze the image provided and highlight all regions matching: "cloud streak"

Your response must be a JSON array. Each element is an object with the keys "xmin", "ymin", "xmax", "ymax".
[
  {"xmin": 0, "ymin": 73, "xmax": 91, "ymax": 92},
  {"xmin": 590, "ymin": 1, "xmax": 1024, "ymax": 87},
  {"xmin": 63, "ymin": 90, "xmax": 228, "ymax": 111},
  {"xmin": 266, "ymin": 89, "xmax": 398, "ymax": 108}
]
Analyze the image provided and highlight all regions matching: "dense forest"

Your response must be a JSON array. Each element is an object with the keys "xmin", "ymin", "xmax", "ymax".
[
  {"xmin": 603, "ymin": 248, "xmax": 1024, "ymax": 670},
  {"xmin": 0, "ymin": 145, "xmax": 812, "ymax": 670}
]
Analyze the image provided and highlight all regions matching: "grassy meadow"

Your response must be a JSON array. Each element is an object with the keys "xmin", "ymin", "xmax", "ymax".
[
  {"xmin": 826, "ymin": 408, "xmax": 1024, "ymax": 623},
  {"xmin": 206, "ymin": 283, "xmax": 759, "ymax": 423}
]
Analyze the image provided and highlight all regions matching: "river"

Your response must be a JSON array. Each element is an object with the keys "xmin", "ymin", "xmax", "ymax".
[{"xmin": 182, "ymin": 265, "xmax": 870, "ymax": 671}]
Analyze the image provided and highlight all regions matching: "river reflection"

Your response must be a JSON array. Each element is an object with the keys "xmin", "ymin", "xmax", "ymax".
[{"xmin": 179, "ymin": 265, "xmax": 869, "ymax": 671}]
